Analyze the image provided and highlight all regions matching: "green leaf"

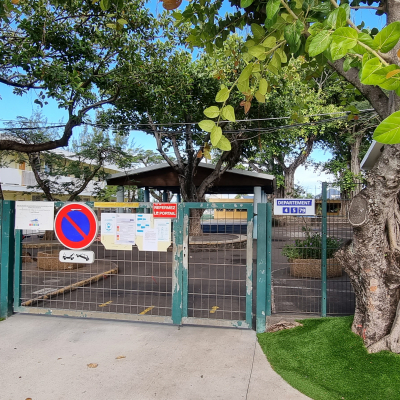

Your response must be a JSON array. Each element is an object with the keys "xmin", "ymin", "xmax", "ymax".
[
  {"xmin": 215, "ymin": 135, "xmax": 232, "ymax": 151},
  {"xmin": 117, "ymin": 18, "xmax": 128, "ymax": 25},
  {"xmin": 270, "ymin": 51, "xmax": 281, "ymax": 69},
  {"xmin": 284, "ymin": 24, "xmax": 301, "ymax": 53},
  {"xmin": 251, "ymin": 23, "xmax": 265, "ymax": 39},
  {"xmin": 371, "ymin": 64, "xmax": 400, "ymax": 91},
  {"xmin": 308, "ymin": 22, "xmax": 324, "ymax": 36},
  {"xmin": 373, "ymin": 22, "xmax": 400, "ymax": 53},
  {"xmin": 266, "ymin": 0, "xmax": 281, "ymax": 20},
  {"xmin": 343, "ymin": 57, "xmax": 352, "ymax": 72},
  {"xmin": 204, "ymin": 106, "xmax": 220, "ymax": 118},
  {"xmin": 259, "ymin": 78, "xmax": 268, "ymax": 95},
  {"xmin": 237, "ymin": 80, "xmax": 250, "ymax": 94},
  {"xmin": 248, "ymin": 45, "xmax": 266, "ymax": 58},
  {"xmin": 357, "ymin": 32, "xmax": 375, "ymax": 49},
  {"xmin": 198, "ymin": 120, "xmax": 216, "ymax": 132},
  {"xmin": 241, "ymin": 0, "xmax": 254, "ymax": 7},
  {"xmin": 326, "ymin": 7, "xmax": 346, "ymax": 29},
  {"xmin": 211, "ymin": 126, "xmax": 223, "ymax": 146},
  {"xmin": 100, "ymin": 0, "xmax": 110, "ymax": 11},
  {"xmin": 330, "ymin": 27, "xmax": 358, "ymax": 60},
  {"xmin": 255, "ymin": 91, "xmax": 265, "ymax": 103},
  {"xmin": 265, "ymin": 13, "xmax": 278, "ymax": 29},
  {"xmin": 360, "ymin": 57, "xmax": 383, "ymax": 85},
  {"xmin": 276, "ymin": 47, "xmax": 287, "ymax": 63},
  {"xmin": 252, "ymin": 63, "xmax": 261, "ymax": 72},
  {"xmin": 238, "ymin": 63, "xmax": 254, "ymax": 82},
  {"xmin": 245, "ymin": 39, "xmax": 257, "ymax": 48},
  {"xmin": 215, "ymin": 87, "xmax": 230, "ymax": 102},
  {"xmin": 373, "ymin": 110, "xmax": 400, "ymax": 144},
  {"xmin": 339, "ymin": 3, "xmax": 350, "ymax": 19},
  {"xmin": 308, "ymin": 30, "xmax": 332, "ymax": 57},
  {"xmin": 262, "ymin": 36, "xmax": 276, "ymax": 48},
  {"xmin": 222, "ymin": 105, "xmax": 236, "ymax": 122},
  {"xmin": 106, "ymin": 23, "xmax": 117, "ymax": 29}
]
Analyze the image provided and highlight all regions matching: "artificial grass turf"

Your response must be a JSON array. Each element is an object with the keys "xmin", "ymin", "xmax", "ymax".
[{"xmin": 258, "ymin": 316, "xmax": 400, "ymax": 400}]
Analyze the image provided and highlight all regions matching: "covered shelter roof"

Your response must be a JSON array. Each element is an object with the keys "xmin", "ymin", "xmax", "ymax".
[{"xmin": 106, "ymin": 163, "xmax": 275, "ymax": 194}]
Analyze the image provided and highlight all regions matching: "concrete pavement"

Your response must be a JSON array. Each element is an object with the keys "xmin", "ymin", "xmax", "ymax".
[{"xmin": 0, "ymin": 314, "xmax": 310, "ymax": 400}]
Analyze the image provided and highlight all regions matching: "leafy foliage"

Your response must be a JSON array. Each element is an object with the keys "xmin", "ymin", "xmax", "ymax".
[
  {"xmin": 173, "ymin": 0, "xmax": 400, "ymax": 145},
  {"xmin": 282, "ymin": 228, "xmax": 342, "ymax": 260}
]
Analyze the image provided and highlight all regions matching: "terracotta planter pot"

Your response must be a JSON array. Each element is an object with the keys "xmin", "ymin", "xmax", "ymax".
[{"xmin": 289, "ymin": 258, "xmax": 342, "ymax": 278}]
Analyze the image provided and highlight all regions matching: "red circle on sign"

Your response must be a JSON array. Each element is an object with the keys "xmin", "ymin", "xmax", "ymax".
[{"xmin": 54, "ymin": 203, "xmax": 98, "ymax": 250}]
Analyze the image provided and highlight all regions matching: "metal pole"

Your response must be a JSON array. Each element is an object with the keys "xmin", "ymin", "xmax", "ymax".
[
  {"xmin": 116, "ymin": 185, "xmax": 124, "ymax": 213},
  {"xmin": 171, "ymin": 203, "xmax": 184, "ymax": 325},
  {"xmin": 321, "ymin": 182, "xmax": 327, "ymax": 317},
  {"xmin": 266, "ymin": 202, "xmax": 272, "ymax": 317},
  {"xmin": 162, "ymin": 191, "xmax": 168, "ymax": 202},
  {"xmin": 144, "ymin": 187, "xmax": 150, "ymax": 213},
  {"xmin": 0, "ymin": 201, "xmax": 15, "ymax": 318},
  {"xmin": 256, "ymin": 203, "xmax": 267, "ymax": 333},
  {"xmin": 14, "ymin": 230, "xmax": 22, "ymax": 309}
]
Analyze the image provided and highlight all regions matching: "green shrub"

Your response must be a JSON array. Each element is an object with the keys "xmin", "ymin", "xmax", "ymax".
[{"xmin": 282, "ymin": 228, "xmax": 341, "ymax": 260}]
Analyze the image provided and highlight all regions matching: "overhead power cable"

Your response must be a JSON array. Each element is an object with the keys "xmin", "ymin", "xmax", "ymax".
[{"xmin": 0, "ymin": 108, "xmax": 377, "ymax": 131}]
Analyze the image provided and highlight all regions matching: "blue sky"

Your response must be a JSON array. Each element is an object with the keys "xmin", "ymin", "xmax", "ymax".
[{"xmin": 0, "ymin": 1, "xmax": 387, "ymax": 192}]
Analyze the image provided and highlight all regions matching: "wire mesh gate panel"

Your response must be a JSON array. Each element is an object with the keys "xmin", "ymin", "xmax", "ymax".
[
  {"xmin": 271, "ymin": 187, "xmax": 355, "ymax": 316},
  {"xmin": 180, "ymin": 202, "xmax": 254, "ymax": 328},
  {"xmin": 14, "ymin": 203, "xmax": 174, "ymax": 323}
]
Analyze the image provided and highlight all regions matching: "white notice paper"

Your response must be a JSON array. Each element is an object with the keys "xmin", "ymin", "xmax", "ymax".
[
  {"xmin": 143, "ymin": 228, "xmax": 158, "ymax": 251},
  {"xmin": 115, "ymin": 214, "xmax": 136, "ymax": 245},
  {"xmin": 15, "ymin": 201, "xmax": 54, "ymax": 230},
  {"xmin": 154, "ymin": 219, "xmax": 171, "ymax": 242},
  {"xmin": 101, "ymin": 213, "xmax": 116, "ymax": 235}
]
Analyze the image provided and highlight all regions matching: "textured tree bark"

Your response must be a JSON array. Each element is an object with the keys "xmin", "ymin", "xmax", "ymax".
[{"xmin": 336, "ymin": 144, "xmax": 400, "ymax": 352}]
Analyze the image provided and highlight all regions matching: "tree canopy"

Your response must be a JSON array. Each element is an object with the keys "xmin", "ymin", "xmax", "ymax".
[{"xmin": 0, "ymin": 0, "xmax": 171, "ymax": 152}]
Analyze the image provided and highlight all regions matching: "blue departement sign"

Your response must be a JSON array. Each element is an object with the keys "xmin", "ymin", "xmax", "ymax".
[
  {"xmin": 54, "ymin": 203, "xmax": 99, "ymax": 250},
  {"xmin": 274, "ymin": 199, "xmax": 315, "ymax": 216}
]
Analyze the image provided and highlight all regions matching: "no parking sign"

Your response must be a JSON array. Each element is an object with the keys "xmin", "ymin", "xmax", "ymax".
[{"xmin": 54, "ymin": 203, "xmax": 98, "ymax": 250}]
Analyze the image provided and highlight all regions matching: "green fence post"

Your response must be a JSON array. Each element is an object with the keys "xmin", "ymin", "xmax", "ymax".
[
  {"xmin": 266, "ymin": 203, "xmax": 272, "ymax": 317},
  {"xmin": 181, "ymin": 203, "xmax": 189, "ymax": 319},
  {"xmin": 14, "ymin": 230, "xmax": 22, "ymax": 310},
  {"xmin": 246, "ymin": 204, "xmax": 254, "ymax": 327},
  {"xmin": 171, "ymin": 203, "xmax": 184, "ymax": 325},
  {"xmin": 256, "ymin": 204, "xmax": 267, "ymax": 333},
  {"xmin": 321, "ymin": 182, "xmax": 327, "ymax": 317},
  {"xmin": 0, "ymin": 200, "xmax": 15, "ymax": 318}
]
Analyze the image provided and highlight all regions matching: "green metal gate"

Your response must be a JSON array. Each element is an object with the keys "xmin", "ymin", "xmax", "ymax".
[
  {"xmin": 172, "ymin": 202, "xmax": 254, "ymax": 329},
  {"xmin": 2, "ymin": 200, "xmax": 262, "ymax": 330}
]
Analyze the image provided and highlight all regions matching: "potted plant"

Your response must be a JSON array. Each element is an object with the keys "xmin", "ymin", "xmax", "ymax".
[{"xmin": 282, "ymin": 228, "xmax": 342, "ymax": 278}]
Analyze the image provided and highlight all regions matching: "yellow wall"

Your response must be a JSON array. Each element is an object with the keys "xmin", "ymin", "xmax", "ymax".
[{"xmin": 209, "ymin": 198, "xmax": 253, "ymax": 219}]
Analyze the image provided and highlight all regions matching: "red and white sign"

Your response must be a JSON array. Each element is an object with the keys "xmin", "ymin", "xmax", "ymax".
[
  {"xmin": 54, "ymin": 203, "xmax": 98, "ymax": 250},
  {"xmin": 153, "ymin": 203, "xmax": 178, "ymax": 218}
]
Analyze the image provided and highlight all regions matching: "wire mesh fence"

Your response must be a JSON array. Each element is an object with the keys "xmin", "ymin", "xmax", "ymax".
[
  {"xmin": 271, "ymin": 184, "xmax": 357, "ymax": 316},
  {"xmin": 19, "ymin": 205, "xmax": 172, "ymax": 318},
  {"xmin": 186, "ymin": 207, "xmax": 250, "ymax": 322}
]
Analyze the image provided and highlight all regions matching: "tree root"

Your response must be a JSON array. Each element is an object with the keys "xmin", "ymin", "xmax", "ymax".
[{"xmin": 368, "ymin": 298, "xmax": 400, "ymax": 353}]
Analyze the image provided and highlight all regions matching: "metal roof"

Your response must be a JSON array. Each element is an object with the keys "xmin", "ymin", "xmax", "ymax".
[
  {"xmin": 360, "ymin": 141, "xmax": 384, "ymax": 171},
  {"xmin": 106, "ymin": 163, "xmax": 275, "ymax": 195}
]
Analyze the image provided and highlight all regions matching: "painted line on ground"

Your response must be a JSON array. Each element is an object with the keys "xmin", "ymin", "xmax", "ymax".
[
  {"xmin": 139, "ymin": 306, "xmax": 155, "ymax": 315},
  {"xmin": 99, "ymin": 301, "xmax": 113, "ymax": 307}
]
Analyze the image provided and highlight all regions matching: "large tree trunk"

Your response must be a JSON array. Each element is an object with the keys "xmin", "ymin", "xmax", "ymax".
[
  {"xmin": 336, "ymin": 144, "xmax": 400, "ymax": 352},
  {"xmin": 283, "ymin": 166, "xmax": 295, "ymax": 198}
]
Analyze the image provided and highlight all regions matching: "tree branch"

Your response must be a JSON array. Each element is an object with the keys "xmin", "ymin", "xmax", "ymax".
[
  {"xmin": 328, "ymin": 59, "xmax": 390, "ymax": 119},
  {"xmin": 0, "ymin": 76, "xmax": 44, "ymax": 89}
]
